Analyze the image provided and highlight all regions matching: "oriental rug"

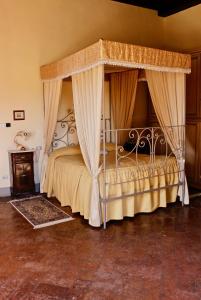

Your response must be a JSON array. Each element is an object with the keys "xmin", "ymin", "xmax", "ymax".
[{"xmin": 10, "ymin": 196, "xmax": 74, "ymax": 229}]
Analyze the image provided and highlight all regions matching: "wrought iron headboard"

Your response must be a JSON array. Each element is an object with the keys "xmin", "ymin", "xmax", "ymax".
[
  {"xmin": 52, "ymin": 109, "xmax": 112, "ymax": 150},
  {"xmin": 52, "ymin": 109, "xmax": 77, "ymax": 149}
]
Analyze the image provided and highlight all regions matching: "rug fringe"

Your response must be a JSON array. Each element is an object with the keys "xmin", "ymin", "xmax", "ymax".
[{"xmin": 34, "ymin": 217, "xmax": 74, "ymax": 229}]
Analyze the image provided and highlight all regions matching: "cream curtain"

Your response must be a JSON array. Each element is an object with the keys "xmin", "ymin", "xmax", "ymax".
[
  {"xmin": 72, "ymin": 65, "xmax": 104, "ymax": 227},
  {"xmin": 40, "ymin": 79, "xmax": 62, "ymax": 192},
  {"xmin": 146, "ymin": 70, "xmax": 189, "ymax": 205},
  {"xmin": 111, "ymin": 70, "xmax": 138, "ymax": 144}
]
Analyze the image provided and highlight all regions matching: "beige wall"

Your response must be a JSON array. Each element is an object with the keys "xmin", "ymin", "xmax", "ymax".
[
  {"xmin": 1, "ymin": 0, "xmax": 200, "ymax": 193},
  {"xmin": 0, "ymin": 0, "xmax": 163, "ymax": 192},
  {"xmin": 163, "ymin": 5, "xmax": 201, "ymax": 51}
]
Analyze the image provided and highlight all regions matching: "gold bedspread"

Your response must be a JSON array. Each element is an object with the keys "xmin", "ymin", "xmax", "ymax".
[{"xmin": 44, "ymin": 149, "xmax": 179, "ymax": 223}]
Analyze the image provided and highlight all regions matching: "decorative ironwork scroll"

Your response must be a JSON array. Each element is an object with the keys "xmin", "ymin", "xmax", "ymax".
[
  {"xmin": 53, "ymin": 110, "xmax": 112, "ymax": 149},
  {"xmin": 52, "ymin": 109, "xmax": 77, "ymax": 149},
  {"xmin": 116, "ymin": 126, "xmax": 184, "ymax": 164},
  {"xmin": 102, "ymin": 125, "xmax": 185, "ymax": 179}
]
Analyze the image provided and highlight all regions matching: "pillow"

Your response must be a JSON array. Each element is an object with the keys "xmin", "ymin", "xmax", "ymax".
[
  {"xmin": 100, "ymin": 149, "xmax": 108, "ymax": 155},
  {"xmin": 49, "ymin": 145, "xmax": 81, "ymax": 159},
  {"xmin": 123, "ymin": 141, "xmax": 134, "ymax": 152},
  {"xmin": 105, "ymin": 143, "xmax": 116, "ymax": 152},
  {"xmin": 100, "ymin": 143, "xmax": 116, "ymax": 152},
  {"xmin": 123, "ymin": 140, "xmax": 150, "ymax": 154}
]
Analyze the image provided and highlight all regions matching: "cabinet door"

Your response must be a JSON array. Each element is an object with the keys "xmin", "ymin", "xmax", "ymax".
[
  {"xmin": 185, "ymin": 123, "xmax": 198, "ymax": 184},
  {"xmin": 15, "ymin": 163, "xmax": 31, "ymax": 185},
  {"xmin": 186, "ymin": 53, "xmax": 200, "ymax": 119}
]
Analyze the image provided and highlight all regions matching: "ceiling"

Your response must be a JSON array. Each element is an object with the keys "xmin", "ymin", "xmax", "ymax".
[{"xmin": 113, "ymin": 0, "xmax": 201, "ymax": 17}]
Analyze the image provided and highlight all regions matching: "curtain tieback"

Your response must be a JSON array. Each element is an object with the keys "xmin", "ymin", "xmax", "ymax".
[{"xmin": 92, "ymin": 165, "xmax": 102, "ymax": 181}]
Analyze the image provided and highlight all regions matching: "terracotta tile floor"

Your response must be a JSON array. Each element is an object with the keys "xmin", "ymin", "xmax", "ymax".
[{"xmin": 0, "ymin": 196, "xmax": 201, "ymax": 299}]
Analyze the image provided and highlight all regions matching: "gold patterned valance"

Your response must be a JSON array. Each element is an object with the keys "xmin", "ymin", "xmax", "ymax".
[{"xmin": 40, "ymin": 39, "xmax": 191, "ymax": 80}]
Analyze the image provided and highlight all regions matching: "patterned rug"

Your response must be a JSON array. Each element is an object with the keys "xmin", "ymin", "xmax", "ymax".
[{"xmin": 10, "ymin": 196, "xmax": 74, "ymax": 229}]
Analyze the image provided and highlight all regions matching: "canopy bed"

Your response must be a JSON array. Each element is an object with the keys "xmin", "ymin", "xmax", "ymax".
[{"xmin": 40, "ymin": 40, "xmax": 191, "ymax": 228}]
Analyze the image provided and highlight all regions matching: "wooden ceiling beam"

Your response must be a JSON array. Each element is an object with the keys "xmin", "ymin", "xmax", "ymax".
[
  {"xmin": 113, "ymin": 0, "xmax": 201, "ymax": 17},
  {"xmin": 158, "ymin": 0, "xmax": 201, "ymax": 17},
  {"xmin": 113, "ymin": 0, "xmax": 158, "ymax": 11}
]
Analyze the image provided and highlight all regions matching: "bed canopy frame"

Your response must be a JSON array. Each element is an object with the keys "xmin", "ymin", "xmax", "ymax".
[
  {"xmin": 40, "ymin": 39, "xmax": 191, "ymax": 228},
  {"xmin": 41, "ymin": 39, "xmax": 191, "ymax": 79}
]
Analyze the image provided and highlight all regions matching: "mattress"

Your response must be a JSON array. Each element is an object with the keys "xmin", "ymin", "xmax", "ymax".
[{"xmin": 44, "ymin": 147, "xmax": 179, "ymax": 223}]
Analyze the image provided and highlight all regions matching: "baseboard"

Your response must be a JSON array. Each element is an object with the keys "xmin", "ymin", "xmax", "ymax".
[
  {"xmin": 0, "ymin": 183, "xmax": 40, "ymax": 198},
  {"xmin": 0, "ymin": 187, "xmax": 11, "ymax": 197},
  {"xmin": 35, "ymin": 183, "xmax": 40, "ymax": 193}
]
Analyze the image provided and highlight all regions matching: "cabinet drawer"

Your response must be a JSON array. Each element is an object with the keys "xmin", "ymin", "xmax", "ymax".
[{"xmin": 12, "ymin": 152, "xmax": 33, "ymax": 162}]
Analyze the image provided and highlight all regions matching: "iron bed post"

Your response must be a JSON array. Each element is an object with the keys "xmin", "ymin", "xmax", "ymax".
[
  {"xmin": 102, "ymin": 70, "xmax": 107, "ymax": 230},
  {"xmin": 181, "ymin": 125, "xmax": 186, "ymax": 206},
  {"xmin": 151, "ymin": 127, "xmax": 154, "ymax": 164},
  {"xmin": 182, "ymin": 79, "xmax": 186, "ymax": 206},
  {"xmin": 103, "ymin": 128, "xmax": 107, "ymax": 229}
]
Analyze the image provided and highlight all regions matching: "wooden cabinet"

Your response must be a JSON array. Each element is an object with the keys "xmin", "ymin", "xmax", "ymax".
[
  {"xmin": 186, "ymin": 53, "xmax": 200, "ymax": 119},
  {"xmin": 185, "ymin": 123, "xmax": 199, "ymax": 184},
  {"xmin": 9, "ymin": 150, "xmax": 35, "ymax": 196},
  {"xmin": 186, "ymin": 51, "xmax": 201, "ymax": 188}
]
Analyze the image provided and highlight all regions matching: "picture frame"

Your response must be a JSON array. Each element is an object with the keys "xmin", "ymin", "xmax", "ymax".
[{"xmin": 13, "ymin": 110, "xmax": 25, "ymax": 121}]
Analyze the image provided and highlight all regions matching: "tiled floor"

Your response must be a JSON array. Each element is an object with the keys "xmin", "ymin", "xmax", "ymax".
[{"xmin": 0, "ymin": 196, "xmax": 201, "ymax": 299}]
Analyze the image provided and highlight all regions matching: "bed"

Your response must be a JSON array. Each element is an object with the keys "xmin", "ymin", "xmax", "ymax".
[
  {"xmin": 40, "ymin": 39, "xmax": 191, "ymax": 227},
  {"xmin": 44, "ymin": 143, "xmax": 179, "ymax": 223}
]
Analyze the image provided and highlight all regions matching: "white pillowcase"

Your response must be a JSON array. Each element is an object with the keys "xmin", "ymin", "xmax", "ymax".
[{"xmin": 100, "ymin": 149, "xmax": 108, "ymax": 155}]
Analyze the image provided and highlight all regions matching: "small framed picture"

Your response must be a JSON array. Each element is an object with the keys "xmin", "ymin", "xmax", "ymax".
[{"xmin": 13, "ymin": 110, "xmax": 25, "ymax": 121}]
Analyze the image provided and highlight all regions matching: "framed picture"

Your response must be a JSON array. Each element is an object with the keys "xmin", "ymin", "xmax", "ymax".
[{"xmin": 13, "ymin": 110, "xmax": 25, "ymax": 121}]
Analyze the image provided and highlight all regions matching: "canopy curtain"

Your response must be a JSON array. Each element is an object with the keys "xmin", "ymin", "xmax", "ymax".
[
  {"xmin": 110, "ymin": 69, "xmax": 139, "ymax": 144},
  {"xmin": 72, "ymin": 65, "xmax": 104, "ymax": 227},
  {"xmin": 145, "ymin": 70, "xmax": 189, "ymax": 205},
  {"xmin": 40, "ymin": 79, "xmax": 62, "ymax": 192}
]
